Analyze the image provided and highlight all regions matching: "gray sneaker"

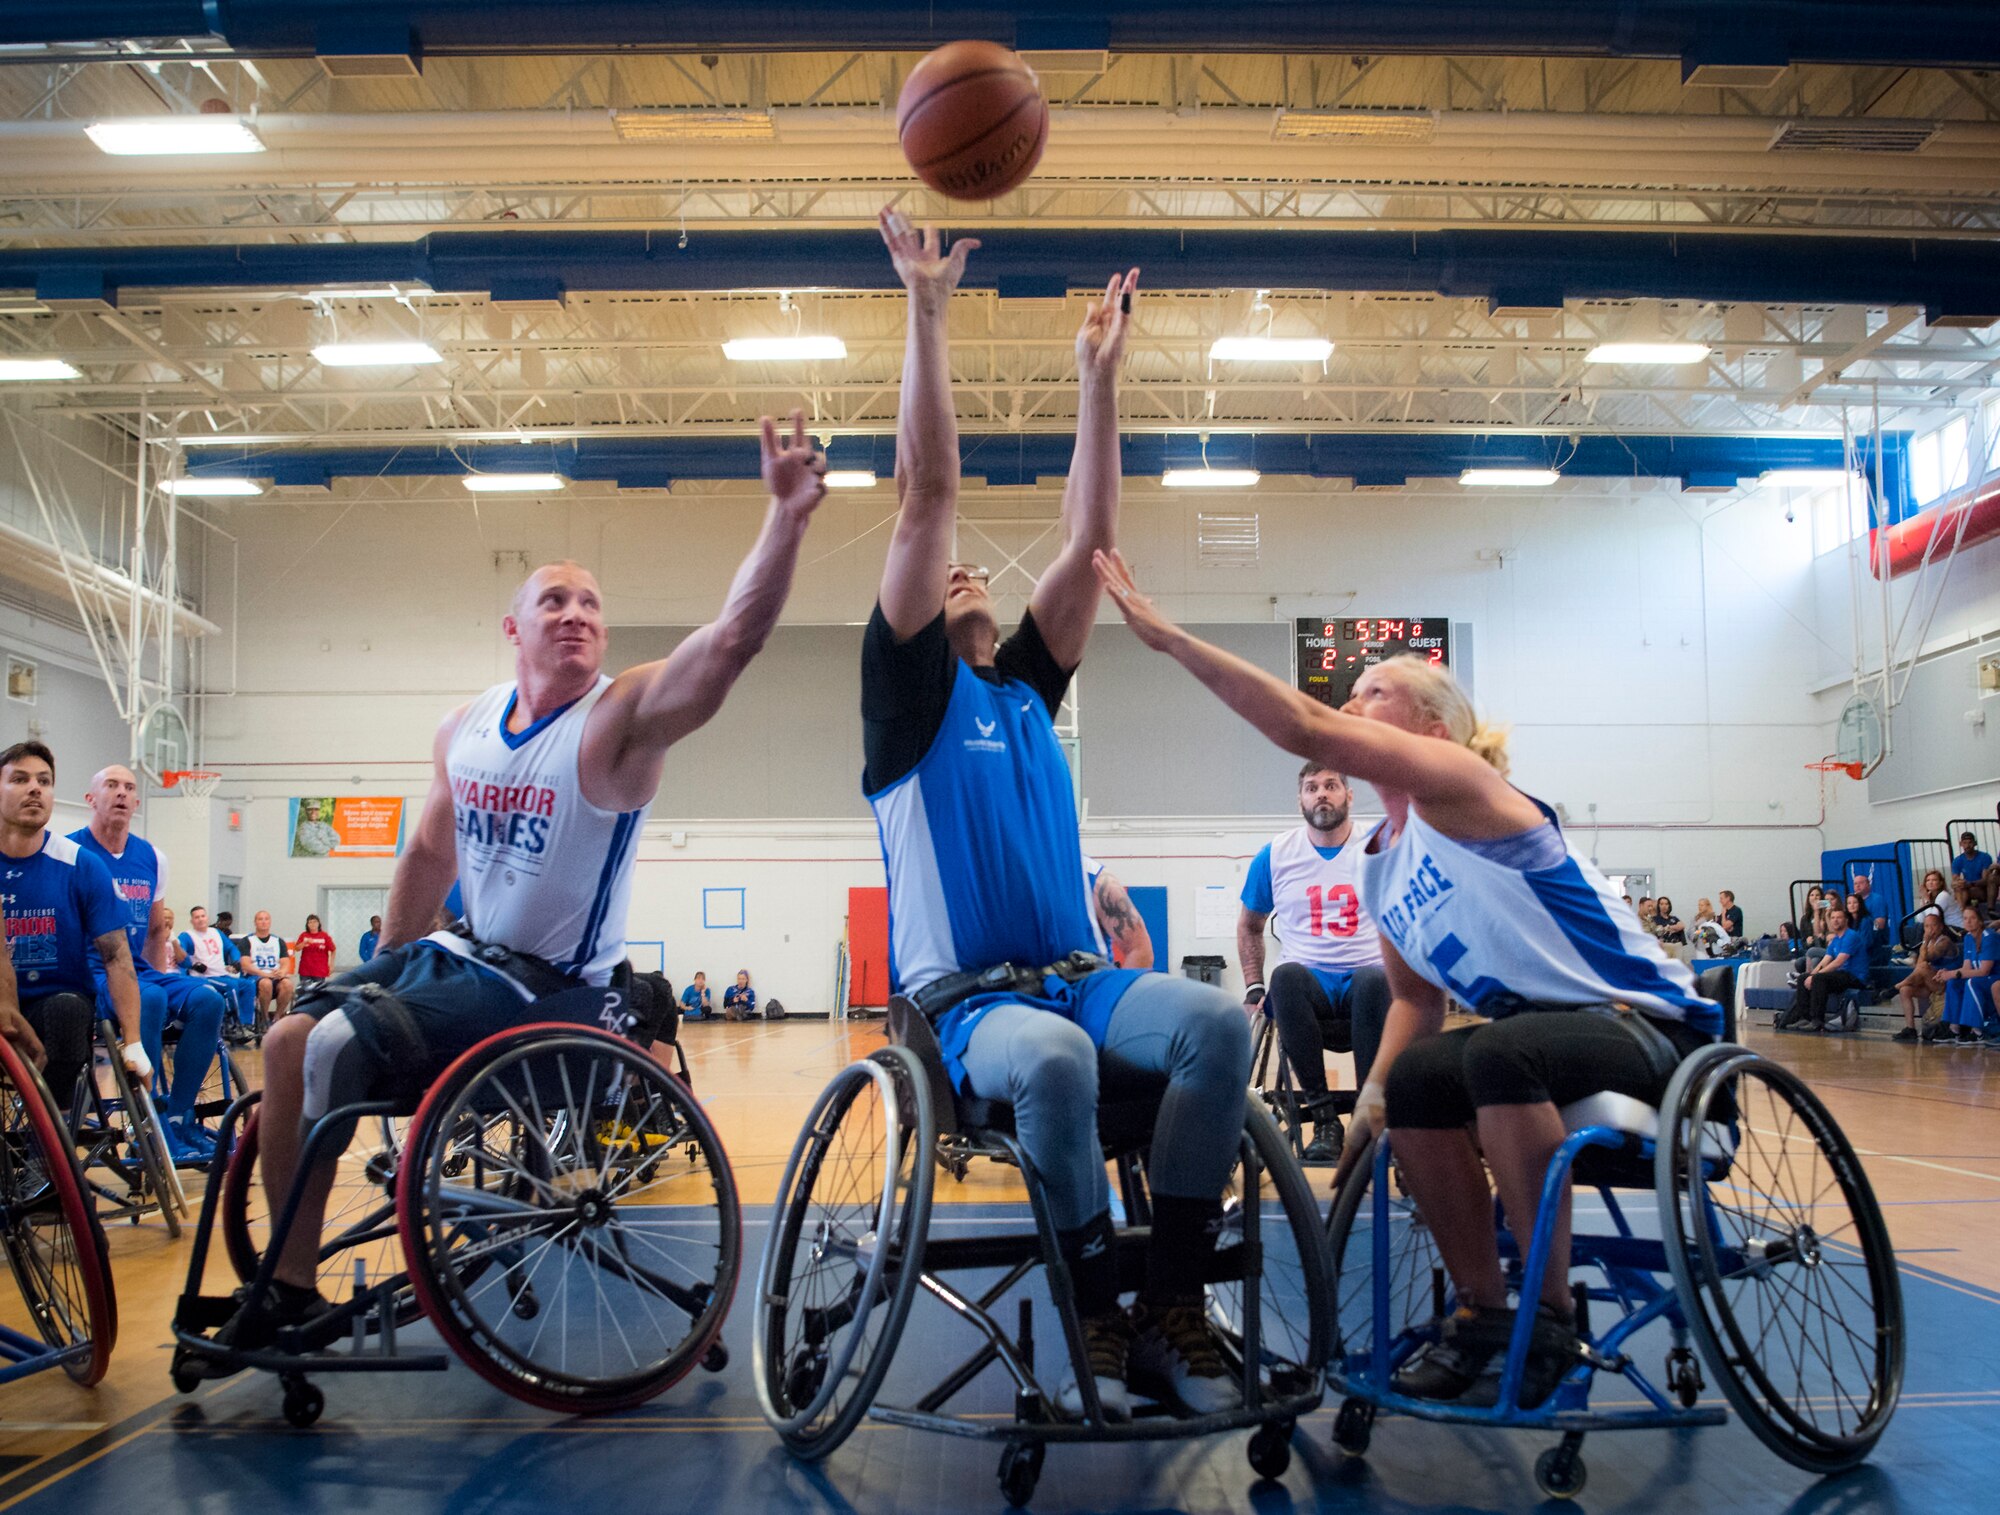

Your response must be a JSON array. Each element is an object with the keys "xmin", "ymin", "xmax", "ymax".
[
  {"xmin": 1129, "ymin": 1301, "xmax": 1241, "ymax": 1415},
  {"xmin": 1055, "ymin": 1310, "xmax": 1133, "ymax": 1421}
]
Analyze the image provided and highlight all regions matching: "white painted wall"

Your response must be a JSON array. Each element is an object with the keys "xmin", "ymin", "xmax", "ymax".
[{"xmin": 189, "ymin": 470, "xmax": 1854, "ymax": 1012}]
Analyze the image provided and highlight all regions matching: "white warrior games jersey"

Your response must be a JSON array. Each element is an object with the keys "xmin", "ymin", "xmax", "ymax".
[
  {"xmin": 1357, "ymin": 799, "xmax": 1723, "ymax": 1035},
  {"xmin": 447, "ymin": 677, "xmax": 641, "ymax": 986},
  {"xmin": 245, "ymin": 933, "xmax": 286, "ymax": 973},
  {"xmin": 1241, "ymin": 826, "xmax": 1382, "ymax": 973}
]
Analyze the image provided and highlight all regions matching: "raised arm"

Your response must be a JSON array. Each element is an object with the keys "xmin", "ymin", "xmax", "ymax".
[
  {"xmin": 878, "ymin": 209, "xmax": 978, "ymax": 638},
  {"xmin": 1093, "ymin": 549, "xmax": 1518, "ymax": 828},
  {"xmin": 381, "ymin": 705, "xmax": 467, "ymax": 951},
  {"xmin": 584, "ymin": 413, "xmax": 826, "ymax": 812},
  {"xmin": 1029, "ymin": 269, "xmax": 1139, "ymax": 668}
]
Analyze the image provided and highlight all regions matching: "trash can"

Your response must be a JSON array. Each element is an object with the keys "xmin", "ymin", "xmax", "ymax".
[{"xmin": 1180, "ymin": 955, "xmax": 1226, "ymax": 986}]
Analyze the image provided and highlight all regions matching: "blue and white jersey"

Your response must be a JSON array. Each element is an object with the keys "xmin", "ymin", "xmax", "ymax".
[
  {"xmin": 445, "ymin": 677, "xmax": 641, "ymax": 986},
  {"xmin": 1081, "ymin": 854, "xmax": 1108, "ymax": 956},
  {"xmin": 1357, "ymin": 798, "xmax": 1723, "ymax": 1035},
  {"xmin": 869, "ymin": 659, "xmax": 1097, "ymax": 994},
  {"xmin": 177, "ymin": 926, "xmax": 239, "ymax": 976},
  {"xmin": 1242, "ymin": 825, "xmax": 1381, "ymax": 973},
  {"xmin": 69, "ymin": 825, "xmax": 166, "ymax": 969},
  {"xmin": 244, "ymin": 932, "xmax": 286, "ymax": 974},
  {"xmin": 2, "ymin": 830, "xmax": 125, "ymax": 997}
]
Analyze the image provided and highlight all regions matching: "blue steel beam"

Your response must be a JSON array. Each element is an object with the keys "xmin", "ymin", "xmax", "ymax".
[
  {"xmin": 11, "ymin": 4, "xmax": 2000, "ymax": 69},
  {"xmin": 9, "ymin": 229, "xmax": 2000, "ymax": 321},
  {"xmin": 181, "ymin": 430, "xmax": 1907, "ymax": 512}
]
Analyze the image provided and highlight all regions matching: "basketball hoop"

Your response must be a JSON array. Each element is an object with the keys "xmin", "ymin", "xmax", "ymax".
[
  {"xmin": 162, "ymin": 769, "xmax": 222, "ymax": 799},
  {"xmin": 1805, "ymin": 760, "xmax": 1865, "ymax": 781}
]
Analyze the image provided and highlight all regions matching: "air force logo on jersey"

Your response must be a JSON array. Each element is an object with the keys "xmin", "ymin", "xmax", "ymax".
[
  {"xmin": 964, "ymin": 714, "xmax": 1007, "ymax": 755},
  {"xmin": 1376, "ymin": 852, "xmax": 1457, "ymax": 950}
]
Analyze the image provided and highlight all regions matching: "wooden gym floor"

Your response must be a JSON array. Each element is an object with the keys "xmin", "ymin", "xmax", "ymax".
[{"xmin": 0, "ymin": 1014, "xmax": 1995, "ymax": 1514}]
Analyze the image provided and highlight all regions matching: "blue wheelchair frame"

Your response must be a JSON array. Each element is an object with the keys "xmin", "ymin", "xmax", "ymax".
[{"xmin": 1333, "ymin": 1123, "xmax": 1730, "ymax": 1434}]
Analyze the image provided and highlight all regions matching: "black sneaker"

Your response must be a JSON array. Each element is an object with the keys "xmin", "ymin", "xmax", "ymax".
[
  {"xmin": 1301, "ymin": 1125, "xmax": 1343, "ymax": 1166},
  {"xmin": 1391, "ymin": 1304, "xmax": 1506, "ymax": 1401},
  {"xmin": 1921, "ymin": 1020, "xmax": 1948, "ymax": 1044},
  {"xmin": 217, "ymin": 1281, "xmax": 332, "ymax": 1353},
  {"xmin": 1957, "ymin": 1027, "xmax": 1980, "ymax": 1045},
  {"xmin": 1891, "ymin": 1026, "xmax": 1918, "ymax": 1043},
  {"xmin": 1457, "ymin": 1305, "xmax": 1582, "ymax": 1410}
]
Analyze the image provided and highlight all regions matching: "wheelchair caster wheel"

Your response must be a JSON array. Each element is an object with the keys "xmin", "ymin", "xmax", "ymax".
[
  {"xmin": 510, "ymin": 1285, "xmax": 540, "ymax": 1321},
  {"xmin": 998, "ymin": 1442, "xmax": 1044, "ymax": 1509},
  {"xmin": 1333, "ymin": 1397, "xmax": 1374, "ymax": 1458},
  {"xmin": 281, "ymin": 1377, "xmax": 325, "ymax": 1429},
  {"xmin": 170, "ymin": 1347, "xmax": 202, "ymax": 1395},
  {"xmin": 1534, "ymin": 1444, "xmax": 1587, "ymax": 1500},
  {"xmin": 1666, "ymin": 1347, "xmax": 1704, "ymax": 1409},
  {"xmin": 702, "ymin": 1341, "xmax": 729, "ymax": 1373},
  {"xmin": 1247, "ymin": 1423, "xmax": 1292, "ymax": 1480}
]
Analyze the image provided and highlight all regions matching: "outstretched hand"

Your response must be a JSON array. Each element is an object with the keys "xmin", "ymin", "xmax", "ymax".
[
  {"xmin": 761, "ymin": 410, "xmax": 829, "ymax": 517},
  {"xmin": 1076, "ymin": 268, "xmax": 1140, "ymax": 381},
  {"xmin": 1092, "ymin": 549, "xmax": 1181, "ymax": 652},
  {"xmin": 878, "ymin": 207, "xmax": 980, "ymax": 297}
]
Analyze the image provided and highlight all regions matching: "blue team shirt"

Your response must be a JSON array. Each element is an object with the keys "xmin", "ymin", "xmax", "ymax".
[
  {"xmin": 2, "ymin": 831, "xmax": 125, "ymax": 998},
  {"xmin": 1827, "ymin": 927, "xmax": 1868, "ymax": 971},
  {"xmin": 1954, "ymin": 851, "xmax": 1994, "ymax": 886},
  {"xmin": 679, "ymin": 983, "xmax": 709, "ymax": 1015},
  {"xmin": 1965, "ymin": 930, "xmax": 2000, "ymax": 972},
  {"xmin": 359, "ymin": 930, "xmax": 381, "ymax": 962},
  {"xmin": 1239, "ymin": 839, "xmax": 1344, "ymax": 913},
  {"xmin": 723, "ymin": 985, "xmax": 756, "ymax": 1014},
  {"xmin": 67, "ymin": 826, "xmax": 163, "ymax": 970}
]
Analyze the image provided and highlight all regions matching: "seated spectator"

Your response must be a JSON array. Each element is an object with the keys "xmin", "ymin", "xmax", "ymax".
[
  {"xmin": 1953, "ymin": 832, "xmax": 1996, "ymax": 906},
  {"xmin": 1936, "ymin": 905, "xmax": 1998, "ymax": 1045},
  {"xmin": 680, "ymin": 971, "xmax": 713, "ymax": 1021},
  {"xmin": 1780, "ymin": 906, "xmax": 1863, "ymax": 1032},
  {"xmin": 722, "ymin": 969, "xmax": 756, "ymax": 1022},
  {"xmin": 1802, "ymin": 885, "xmax": 1830, "ymax": 947},
  {"xmin": 1772, "ymin": 921, "xmax": 1805, "ymax": 958},
  {"xmin": 1844, "ymin": 890, "xmax": 1881, "ymax": 973},
  {"xmin": 215, "ymin": 911, "xmax": 236, "ymax": 939},
  {"xmin": 1651, "ymin": 894, "xmax": 1686, "ymax": 945},
  {"xmin": 1688, "ymin": 898, "xmax": 1730, "ymax": 956},
  {"xmin": 1718, "ymin": 889, "xmax": 1745, "ymax": 943},
  {"xmin": 1896, "ymin": 912, "xmax": 1961, "ymax": 1043},
  {"xmin": 175, "ymin": 904, "xmax": 258, "ymax": 1044}
]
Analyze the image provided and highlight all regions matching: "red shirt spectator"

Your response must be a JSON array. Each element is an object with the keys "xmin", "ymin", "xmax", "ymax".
[{"xmin": 294, "ymin": 913, "xmax": 336, "ymax": 980}]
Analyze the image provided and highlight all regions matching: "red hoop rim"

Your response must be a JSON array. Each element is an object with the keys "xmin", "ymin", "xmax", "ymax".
[
  {"xmin": 1804, "ymin": 760, "xmax": 1865, "ymax": 780},
  {"xmin": 160, "ymin": 769, "xmax": 222, "ymax": 788}
]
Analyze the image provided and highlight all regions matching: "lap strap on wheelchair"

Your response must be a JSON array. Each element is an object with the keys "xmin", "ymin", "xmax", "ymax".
[
  {"xmin": 1583, "ymin": 1003, "xmax": 1683, "ymax": 1085},
  {"xmin": 908, "ymin": 950, "xmax": 1110, "ymax": 1022}
]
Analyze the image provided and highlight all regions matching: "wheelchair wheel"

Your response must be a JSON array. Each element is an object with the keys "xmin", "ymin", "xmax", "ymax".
[
  {"xmin": 1208, "ymin": 1096, "xmax": 1334, "ymax": 1391},
  {"xmin": 161, "ymin": 1037, "xmax": 253, "ymax": 1136},
  {"xmin": 1324, "ymin": 1132, "xmax": 1446, "ymax": 1378},
  {"xmin": 0, "ymin": 1038, "xmax": 115, "ymax": 1385},
  {"xmin": 1658, "ymin": 1045, "xmax": 1903, "ymax": 1473},
  {"xmin": 397, "ymin": 1024, "xmax": 740, "ymax": 1414},
  {"xmin": 754, "ymin": 1044, "xmax": 935, "ymax": 1460},
  {"xmin": 221, "ymin": 1108, "xmax": 418, "ymax": 1325},
  {"xmin": 79, "ymin": 1026, "xmax": 184, "ymax": 1237}
]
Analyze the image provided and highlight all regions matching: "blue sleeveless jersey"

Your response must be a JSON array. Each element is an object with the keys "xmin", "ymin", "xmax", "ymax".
[{"xmin": 868, "ymin": 657, "xmax": 1139, "ymax": 1084}]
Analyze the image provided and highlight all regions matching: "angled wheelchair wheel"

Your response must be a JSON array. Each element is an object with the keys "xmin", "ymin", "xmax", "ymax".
[
  {"xmin": 397, "ymin": 1024, "xmax": 740, "ymax": 1414},
  {"xmin": 161, "ymin": 1037, "xmax": 254, "ymax": 1138},
  {"xmin": 222, "ymin": 1108, "xmax": 418, "ymax": 1325},
  {"xmin": 78, "ymin": 1025, "xmax": 184, "ymax": 1237},
  {"xmin": 1658, "ymin": 1045, "xmax": 1903, "ymax": 1473},
  {"xmin": 754, "ymin": 1044, "xmax": 935, "ymax": 1460},
  {"xmin": 0, "ymin": 1038, "xmax": 115, "ymax": 1385},
  {"xmin": 1324, "ymin": 1132, "xmax": 1447, "ymax": 1381},
  {"xmin": 1208, "ymin": 1096, "xmax": 1334, "ymax": 1392}
]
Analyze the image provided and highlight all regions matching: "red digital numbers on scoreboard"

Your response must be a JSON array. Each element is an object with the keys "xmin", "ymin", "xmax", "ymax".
[{"xmin": 1295, "ymin": 616, "xmax": 1452, "ymax": 708}]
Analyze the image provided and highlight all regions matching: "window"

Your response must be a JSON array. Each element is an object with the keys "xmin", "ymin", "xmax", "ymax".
[
  {"xmin": 1908, "ymin": 414, "xmax": 1971, "ymax": 506},
  {"xmin": 1809, "ymin": 479, "xmax": 1865, "ymax": 557}
]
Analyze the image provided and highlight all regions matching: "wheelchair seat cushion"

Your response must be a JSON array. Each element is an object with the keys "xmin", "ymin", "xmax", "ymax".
[{"xmin": 1559, "ymin": 1089, "xmax": 1738, "ymax": 1160}]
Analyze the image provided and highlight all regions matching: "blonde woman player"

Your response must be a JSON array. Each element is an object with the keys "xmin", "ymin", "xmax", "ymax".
[{"xmin": 1092, "ymin": 549, "xmax": 1724, "ymax": 1409}]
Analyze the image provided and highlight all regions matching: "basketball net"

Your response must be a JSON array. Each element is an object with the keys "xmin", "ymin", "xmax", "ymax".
[{"xmin": 162, "ymin": 769, "xmax": 222, "ymax": 799}]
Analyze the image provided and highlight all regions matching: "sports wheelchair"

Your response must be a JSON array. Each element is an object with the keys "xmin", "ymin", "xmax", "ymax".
[
  {"xmin": 0, "ymin": 1031, "xmax": 117, "ymax": 1390},
  {"xmin": 754, "ymin": 998, "xmax": 1333, "ymax": 1508},
  {"xmin": 1250, "ymin": 1013, "xmax": 1355, "ymax": 1167},
  {"xmin": 66, "ymin": 1017, "xmax": 187, "ymax": 1237},
  {"xmin": 1324, "ymin": 977, "xmax": 1903, "ymax": 1498},
  {"xmin": 169, "ymin": 968, "xmax": 737, "ymax": 1427}
]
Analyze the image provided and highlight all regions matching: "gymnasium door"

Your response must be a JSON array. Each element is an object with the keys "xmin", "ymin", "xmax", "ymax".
[
  {"xmin": 320, "ymin": 886, "xmax": 388, "ymax": 971},
  {"xmin": 846, "ymin": 887, "xmax": 890, "ymax": 1009},
  {"xmin": 1128, "ymin": 885, "xmax": 1168, "ymax": 971}
]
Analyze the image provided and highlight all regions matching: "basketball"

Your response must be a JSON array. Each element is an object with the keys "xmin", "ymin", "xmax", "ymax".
[{"xmin": 896, "ymin": 40, "xmax": 1048, "ymax": 200}]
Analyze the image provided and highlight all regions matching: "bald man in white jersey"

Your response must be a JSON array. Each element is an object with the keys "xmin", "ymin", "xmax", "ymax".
[{"xmin": 225, "ymin": 413, "xmax": 828, "ymax": 1345}]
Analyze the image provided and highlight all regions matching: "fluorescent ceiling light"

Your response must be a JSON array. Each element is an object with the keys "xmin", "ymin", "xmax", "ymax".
[
  {"xmin": 463, "ymin": 473, "xmax": 565, "ymax": 493},
  {"xmin": 1274, "ymin": 109, "xmax": 1436, "ymax": 142},
  {"xmin": 86, "ymin": 116, "xmax": 265, "ymax": 156},
  {"xmin": 304, "ymin": 287, "xmax": 412, "ymax": 301},
  {"xmin": 721, "ymin": 336, "xmax": 847, "ymax": 362},
  {"xmin": 1760, "ymin": 468, "xmax": 1856, "ymax": 485},
  {"xmin": 161, "ymin": 477, "xmax": 262, "ymax": 497},
  {"xmin": 312, "ymin": 341, "xmax": 444, "ymax": 367},
  {"xmin": 1209, "ymin": 336, "xmax": 1334, "ymax": 363},
  {"xmin": 0, "ymin": 358, "xmax": 80, "ymax": 381},
  {"xmin": 613, "ymin": 109, "xmax": 776, "ymax": 141},
  {"xmin": 824, "ymin": 470, "xmax": 879, "ymax": 489},
  {"xmin": 1584, "ymin": 342, "xmax": 1713, "ymax": 365},
  {"xmin": 1460, "ymin": 468, "xmax": 1561, "ymax": 487},
  {"xmin": 1162, "ymin": 468, "xmax": 1261, "ymax": 488}
]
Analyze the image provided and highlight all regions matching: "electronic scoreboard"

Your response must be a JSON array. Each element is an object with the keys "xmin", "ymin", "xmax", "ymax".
[{"xmin": 1295, "ymin": 617, "xmax": 1451, "ymax": 708}]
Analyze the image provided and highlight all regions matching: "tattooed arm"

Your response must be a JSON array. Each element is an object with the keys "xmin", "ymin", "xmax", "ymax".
[{"xmin": 1091, "ymin": 866, "xmax": 1154, "ymax": 971}]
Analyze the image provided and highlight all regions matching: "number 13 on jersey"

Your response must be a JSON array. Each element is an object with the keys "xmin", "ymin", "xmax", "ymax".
[{"xmin": 1306, "ymin": 883, "xmax": 1359, "ymax": 937}]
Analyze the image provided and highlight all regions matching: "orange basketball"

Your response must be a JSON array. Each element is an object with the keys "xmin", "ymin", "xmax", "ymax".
[{"xmin": 896, "ymin": 40, "xmax": 1048, "ymax": 201}]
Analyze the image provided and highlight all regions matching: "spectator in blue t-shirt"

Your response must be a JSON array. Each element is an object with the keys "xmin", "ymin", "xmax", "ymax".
[
  {"xmin": 358, "ymin": 916, "xmax": 382, "ymax": 963},
  {"xmin": 1781, "ymin": 906, "xmax": 1865, "ymax": 1032},
  {"xmin": 679, "ymin": 972, "xmax": 712, "ymax": 1021},
  {"xmin": 722, "ymin": 969, "xmax": 756, "ymax": 1021},
  {"xmin": 1937, "ymin": 904, "xmax": 1998, "ymax": 1044},
  {"xmin": 1954, "ymin": 833, "xmax": 1997, "ymax": 906}
]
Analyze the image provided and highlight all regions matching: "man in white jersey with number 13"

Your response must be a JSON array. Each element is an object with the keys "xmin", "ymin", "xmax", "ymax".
[{"xmin": 225, "ymin": 412, "xmax": 829, "ymax": 1346}]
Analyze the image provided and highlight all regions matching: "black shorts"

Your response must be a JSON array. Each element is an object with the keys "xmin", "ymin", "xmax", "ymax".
[
  {"xmin": 296, "ymin": 941, "xmax": 623, "ymax": 1118},
  {"xmin": 1385, "ymin": 1008, "xmax": 1714, "ymax": 1131}
]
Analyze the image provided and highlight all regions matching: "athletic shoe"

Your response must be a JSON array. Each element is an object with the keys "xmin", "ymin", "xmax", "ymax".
[
  {"xmin": 1391, "ymin": 1304, "xmax": 1502, "ymax": 1401},
  {"xmin": 1301, "ymin": 1125, "xmax": 1343, "ymax": 1166},
  {"xmin": 1921, "ymin": 1020, "xmax": 1949, "ymax": 1044},
  {"xmin": 1957, "ymin": 1027, "xmax": 1980, "ymax": 1045},
  {"xmin": 1055, "ymin": 1309, "xmax": 1134, "ymax": 1421},
  {"xmin": 1128, "ymin": 1300, "xmax": 1241, "ymax": 1415},
  {"xmin": 1457, "ymin": 1305, "xmax": 1583, "ymax": 1410},
  {"xmin": 1891, "ymin": 1027, "xmax": 1918, "ymax": 1043},
  {"xmin": 164, "ymin": 1118, "xmax": 215, "ymax": 1166},
  {"xmin": 218, "ymin": 1280, "xmax": 333, "ymax": 1352}
]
